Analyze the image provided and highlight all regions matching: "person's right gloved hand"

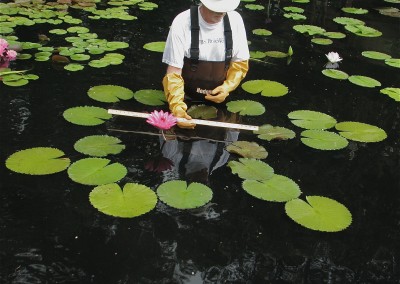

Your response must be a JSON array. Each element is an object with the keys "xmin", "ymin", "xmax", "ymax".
[{"xmin": 162, "ymin": 72, "xmax": 196, "ymax": 129}]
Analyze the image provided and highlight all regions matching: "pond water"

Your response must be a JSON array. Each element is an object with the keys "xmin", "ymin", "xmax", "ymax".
[{"xmin": 1, "ymin": 0, "xmax": 400, "ymax": 283}]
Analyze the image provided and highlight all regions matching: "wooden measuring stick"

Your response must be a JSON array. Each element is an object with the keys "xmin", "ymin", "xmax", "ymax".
[{"xmin": 108, "ymin": 109, "xmax": 259, "ymax": 131}]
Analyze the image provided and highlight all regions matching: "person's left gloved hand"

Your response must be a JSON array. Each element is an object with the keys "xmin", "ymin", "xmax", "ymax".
[{"xmin": 205, "ymin": 60, "xmax": 249, "ymax": 103}]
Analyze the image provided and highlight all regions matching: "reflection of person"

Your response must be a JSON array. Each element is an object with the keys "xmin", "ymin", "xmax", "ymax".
[{"xmin": 162, "ymin": 0, "xmax": 250, "ymax": 128}]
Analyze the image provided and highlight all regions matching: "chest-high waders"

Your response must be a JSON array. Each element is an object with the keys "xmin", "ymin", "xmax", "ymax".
[{"xmin": 181, "ymin": 6, "xmax": 233, "ymax": 103}]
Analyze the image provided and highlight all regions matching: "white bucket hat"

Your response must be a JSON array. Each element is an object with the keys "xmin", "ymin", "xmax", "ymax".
[{"xmin": 200, "ymin": 0, "xmax": 240, "ymax": 13}]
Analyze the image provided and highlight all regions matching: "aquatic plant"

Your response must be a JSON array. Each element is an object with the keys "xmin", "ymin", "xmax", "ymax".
[{"xmin": 146, "ymin": 110, "xmax": 177, "ymax": 130}]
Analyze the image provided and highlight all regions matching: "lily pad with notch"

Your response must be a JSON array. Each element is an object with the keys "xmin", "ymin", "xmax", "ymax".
[
  {"xmin": 361, "ymin": 51, "xmax": 391, "ymax": 60},
  {"xmin": 242, "ymin": 80, "xmax": 289, "ymax": 97},
  {"xmin": 288, "ymin": 110, "xmax": 337, "ymax": 130},
  {"xmin": 157, "ymin": 180, "xmax": 213, "ymax": 209},
  {"xmin": 285, "ymin": 196, "xmax": 352, "ymax": 232},
  {"xmin": 226, "ymin": 100, "xmax": 265, "ymax": 116},
  {"xmin": 322, "ymin": 69, "xmax": 349, "ymax": 80},
  {"xmin": 228, "ymin": 158, "xmax": 274, "ymax": 181},
  {"xmin": 88, "ymin": 85, "xmax": 134, "ymax": 103},
  {"xmin": 348, "ymin": 75, "xmax": 381, "ymax": 88},
  {"xmin": 74, "ymin": 135, "xmax": 126, "ymax": 157},
  {"xmin": 89, "ymin": 183, "xmax": 157, "ymax": 218},
  {"xmin": 380, "ymin": 87, "xmax": 400, "ymax": 101},
  {"xmin": 335, "ymin": 121, "xmax": 387, "ymax": 142},
  {"xmin": 143, "ymin": 41, "xmax": 166, "ymax": 52},
  {"xmin": 226, "ymin": 141, "xmax": 268, "ymax": 159},
  {"xmin": 63, "ymin": 106, "xmax": 112, "ymax": 126},
  {"xmin": 133, "ymin": 89, "xmax": 167, "ymax": 106},
  {"xmin": 254, "ymin": 124, "xmax": 296, "ymax": 141},
  {"xmin": 187, "ymin": 104, "xmax": 218, "ymax": 119},
  {"xmin": 300, "ymin": 130, "xmax": 349, "ymax": 150}
]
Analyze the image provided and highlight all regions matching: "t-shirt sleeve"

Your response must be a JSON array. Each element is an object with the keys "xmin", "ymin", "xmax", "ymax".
[
  {"xmin": 162, "ymin": 14, "xmax": 188, "ymax": 69},
  {"xmin": 230, "ymin": 12, "xmax": 250, "ymax": 62}
]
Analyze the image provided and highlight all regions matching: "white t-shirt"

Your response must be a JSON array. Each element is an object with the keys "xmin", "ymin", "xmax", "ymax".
[{"xmin": 162, "ymin": 6, "xmax": 250, "ymax": 69}]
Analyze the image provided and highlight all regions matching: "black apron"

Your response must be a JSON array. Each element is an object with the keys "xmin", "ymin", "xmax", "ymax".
[{"xmin": 181, "ymin": 6, "xmax": 233, "ymax": 102}]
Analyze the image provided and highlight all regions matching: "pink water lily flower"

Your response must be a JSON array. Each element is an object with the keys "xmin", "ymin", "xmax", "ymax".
[
  {"xmin": 6, "ymin": 50, "xmax": 17, "ymax": 61},
  {"xmin": 146, "ymin": 110, "xmax": 177, "ymax": 130},
  {"xmin": 0, "ymin": 39, "xmax": 8, "ymax": 54},
  {"xmin": 325, "ymin": 52, "xmax": 343, "ymax": 63}
]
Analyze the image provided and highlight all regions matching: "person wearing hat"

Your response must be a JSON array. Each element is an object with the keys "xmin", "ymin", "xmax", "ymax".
[{"xmin": 162, "ymin": 0, "xmax": 250, "ymax": 128}]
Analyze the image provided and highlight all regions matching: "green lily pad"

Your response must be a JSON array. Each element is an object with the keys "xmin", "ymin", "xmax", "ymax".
[
  {"xmin": 380, "ymin": 87, "xmax": 400, "ymax": 101},
  {"xmin": 254, "ymin": 124, "xmax": 296, "ymax": 141},
  {"xmin": 250, "ymin": 51, "xmax": 267, "ymax": 59},
  {"xmin": 87, "ymin": 85, "xmax": 134, "ymax": 103},
  {"xmin": 187, "ymin": 104, "xmax": 218, "ymax": 119},
  {"xmin": 2, "ymin": 78, "xmax": 29, "ymax": 87},
  {"xmin": 228, "ymin": 158, "xmax": 274, "ymax": 181},
  {"xmin": 226, "ymin": 100, "xmax": 265, "ymax": 116},
  {"xmin": 385, "ymin": 58, "xmax": 400, "ymax": 68},
  {"xmin": 361, "ymin": 51, "xmax": 391, "ymax": 60},
  {"xmin": 293, "ymin": 24, "xmax": 326, "ymax": 35},
  {"xmin": 324, "ymin": 32, "xmax": 346, "ymax": 39},
  {"xmin": 301, "ymin": 130, "xmax": 349, "ymax": 150},
  {"xmin": 70, "ymin": 54, "xmax": 91, "ymax": 61},
  {"xmin": 67, "ymin": 26, "xmax": 90, "ymax": 33},
  {"xmin": 288, "ymin": 110, "xmax": 337, "ymax": 129},
  {"xmin": 284, "ymin": 13, "xmax": 307, "ymax": 20},
  {"xmin": 63, "ymin": 106, "xmax": 112, "ymax": 126},
  {"xmin": 242, "ymin": 174, "xmax": 301, "ymax": 202},
  {"xmin": 133, "ymin": 89, "xmax": 166, "ymax": 106},
  {"xmin": 348, "ymin": 75, "xmax": 381, "ymax": 88},
  {"xmin": 89, "ymin": 183, "xmax": 157, "ymax": 218},
  {"xmin": 88, "ymin": 60, "xmax": 110, "ymax": 68},
  {"xmin": 74, "ymin": 135, "xmax": 125, "ymax": 157},
  {"xmin": 333, "ymin": 17, "xmax": 365, "ymax": 25},
  {"xmin": 335, "ymin": 121, "xmax": 387, "ymax": 142},
  {"xmin": 322, "ymin": 69, "xmax": 349, "ymax": 80},
  {"xmin": 311, "ymin": 38, "xmax": 333, "ymax": 45},
  {"xmin": 68, "ymin": 158, "xmax": 127, "ymax": 185},
  {"xmin": 342, "ymin": 7, "xmax": 368, "ymax": 14},
  {"xmin": 157, "ymin": 180, "xmax": 213, "ymax": 209},
  {"xmin": 252, "ymin": 28, "xmax": 272, "ymax": 36},
  {"xmin": 226, "ymin": 141, "xmax": 268, "ymax": 159},
  {"xmin": 283, "ymin": 6, "xmax": 304, "ymax": 13},
  {"xmin": 242, "ymin": 80, "xmax": 289, "ymax": 97},
  {"xmin": 345, "ymin": 24, "xmax": 382, "ymax": 37},
  {"xmin": 6, "ymin": 147, "xmax": 70, "ymax": 175},
  {"xmin": 143, "ymin": 41, "xmax": 165, "ymax": 52},
  {"xmin": 245, "ymin": 4, "xmax": 265, "ymax": 10},
  {"xmin": 49, "ymin": 28, "xmax": 67, "ymax": 35},
  {"xmin": 64, "ymin": 63, "xmax": 84, "ymax": 71},
  {"xmin": 285, "ymin": 196, "xmax": 352, "ymax": 232},
  {"xmin": 264, "ymin": 51, "xmax": 288, "ymax": 58}
]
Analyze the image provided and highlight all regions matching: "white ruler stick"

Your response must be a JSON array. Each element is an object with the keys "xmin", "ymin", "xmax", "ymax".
[{"xmin": 108, "ymin": 109, "xmax": 259, "ymax": 131}]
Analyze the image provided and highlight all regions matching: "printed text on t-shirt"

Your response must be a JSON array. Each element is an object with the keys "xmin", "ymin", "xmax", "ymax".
[{"xmin": 199, "ymin": 38, "xmax": 224, "ymax": 44}]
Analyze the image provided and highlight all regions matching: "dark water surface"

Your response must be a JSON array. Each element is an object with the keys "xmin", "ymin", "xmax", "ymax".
[{"xmin": 1, "ymin": 0, "xmax": 400, "ymax": 283}]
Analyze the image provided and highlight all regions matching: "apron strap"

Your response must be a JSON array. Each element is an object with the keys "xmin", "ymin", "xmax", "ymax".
[{"xmin": 223, "ymin": 14, "xmax": 233, "ymax": 70}]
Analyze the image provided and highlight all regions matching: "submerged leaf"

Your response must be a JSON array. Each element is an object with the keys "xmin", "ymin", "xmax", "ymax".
[
  {"xmin": 301, "ymin": 130, "xmax": 349, "ymax": 150},
  {"xmin": 335, "ymin": 121, "xmax": 387, "ymax": 142},
  {"xmin": 285, "ymin": 196, "xmax": 352, "ymax": 232},
  {"xmin": 242, "ymin": 174, "xmax": 301, "ymax": 202},
  {"xmin": 187, "ymin": 104, "xmax": 218, "ymax": 119},
  {"xmin": 226, "ymin": 141, "xmax": 268, "ymax": 159},
  {"xmin": 157, "ymin": 180, "xmax": 213, "ymax": 209},
  {"xmin": 288, "ymin": 110, "xmax": 337, "ymax": 129},
  {"xmin": 89, "ymin": 183, "xmax": 157, "ymax": 218},
  {"xmin": 6, "ymin": 147, "xmax": 70, "ymax": 175},
  {"xmin": 74, "ymin": 135, "xmax": 125, "ymax": 157},
  {"xmin": 228, "ymin": 158, "xmax": 274, "ymax": 181}
]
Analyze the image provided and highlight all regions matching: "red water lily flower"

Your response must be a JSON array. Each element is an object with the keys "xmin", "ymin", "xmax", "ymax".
[{"xmin": 146, "ymin": 110, "xmax": 177, "ymax": 130}]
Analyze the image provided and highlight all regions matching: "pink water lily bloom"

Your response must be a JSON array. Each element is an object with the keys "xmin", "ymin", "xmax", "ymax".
[
  {"xmin": 146, "ymin": 110, "xmax": 177, "ymax": 130},
  {"xmin": 6, "ymin": 50, "xmax": 17, "ymax": 61},
  {"xmin": 325, "ymin": 52, "xmax": 343, "ymax": 63}
]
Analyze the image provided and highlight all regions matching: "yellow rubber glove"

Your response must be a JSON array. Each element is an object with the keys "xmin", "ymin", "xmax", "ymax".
[
  {"xmin": 162, "ymin": 73, "xmax": 195, "ymax": 129},
  {"xmin": 205, "ymin": 60, "xmax": 249, "ymax": 103}
]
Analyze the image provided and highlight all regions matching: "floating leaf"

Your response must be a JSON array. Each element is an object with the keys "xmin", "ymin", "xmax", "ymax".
[
  {"xmin": 348, "ymin": 75, "xmax": 381, "ymax": 88},
  {"xmin": 264, "ymin": 51, "xmax": 288, "ymax": 58},
  {"xmin": 345, "ymin": 24, "xmax": 382, "ymax": 37},
  {"xmin": 333, "ymin": 17, "xmax": 365, "ymax": 25},
  {"xmin": 254, "ymin": 124, "xmax": 296, "ymax": 141},
  {"xmin": 322, "ymin": 69, "xmax": 349, "ymax": 80},
  {"xmin": 68, "ymin": 158, "xmax": 127, "ymax": 185},
  {"xmin": 157, "ymin": 180, "xmax": 212, "ymax": 209},
  {"xmin": 342, "ymin": 7, "xmax": 368, "ymax": 14},
  {"xmin": 88, "ymin": 60, "xmax": 110, "ymax": 68},
  {"xmin": 187, "ymin": 104, "xmax": 217, "ymax": 119},
  {"xmin": 288, "ymin": 110, "xmax": 337, "ymax": 129},
  {"xmin": 300, "ymin": 130, "xmax": 349, "ymax": 150},
  {"xmin": 89, "ymin": 183, "xmax": 157, "ymax": 218},
  {"xmin": 242, "ymin": 80, "xmax": 289, "ymax": 97},
  {"xmin": 74, "ymin": 135, "xmax": 125, "ymax": 157},
  {"xmin": 226, "ymin": 141, "xmax": 268, "ymax": 159},
  {"xmin": 63, "ymin": 106, "xmax": 112, "ymax": 126},
  {"xmin": 245, "ymin": 4, "xmax": 265, "ymax": 10},
  {"xmin": 64, "ymin": 63, "xmax": 84, "ymax": 71},
  {"xmin": 385, "ymin": 58, "xmax": 400, "ymax": 68},
  {"xmin": 226, "ymin": 100, "xmax": 265, "ymax": 116},
  {"xmin": 283, "ymin": 6, "xmax": 304, "ymax": 13},
  {"xmin": 311, "ymin": 38, "xmax": 333, "ymax": 45},
  {"xmin": 285, "ymin": 196, "xmax": 352, "ymax": 232},
  {"xmin": 361, "ymin": 51, "xmax": 391, "ymax": 60},
  {"xmin": 6, "ymin": 147, "xmax": 70, "ymax": 175},
  {"xmin": 293, "ymin": 24, "xmax": 326, "ymax": 35},
  {"xmin": 324, "ymin": 32, "xmax": 346, "ymax": 39},
  {"xmin": 228, "ymin": 158, "xmax": 274, "ymax": 181},
  {"xmin": 87, "ymin": 85, "xmax": 134, "ymax": 103},
  {"xmin": 143, "ymin": 41, "xmax": 165, "ymax": 52},
  {"xmin": 250, "ymin": 51, "xmax": 267, "ymax": 59},
  {"xmin": 67, "ymin": 26, "xmax": 90, "ymax": 33},
  {"xmin": 335, "ymin": 121, "xmax": 387, "ymax": 142},
  {"xmin": 70, "ymin": 54, "xmax": 91, "ymax": 61},
  {"xmin": 252, "ymin": 28, "xmax": 272, "ymax": 36},
  {"xmin": 284, "ymin": 13, "xmax": 307, "ymax": 20},
  {"xmin": 2, "ymin": 78, "xmax": 29, "ymax": 87},
  {"xmin": 242, "ymin": 174, "xmax": 301, "ymax": 202},
  {"xmin": 380, "ymin": 87, "xmax": 400, "ymax": 101},
  {"xmin": 133, "ymin": 89, "xmax": 166, "ymax": 106}
]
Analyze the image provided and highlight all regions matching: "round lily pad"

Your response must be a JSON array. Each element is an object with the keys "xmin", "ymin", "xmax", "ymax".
[
  {"xmin": 264, "ymin": 51, "xmax": 288, "ymax": 58},
  {"xmin": 254, "ymin": 124, "xmax": 296, "ymax": 141},
  {"xmin": 68, "ymin": 158, "xmax": 127, "ymax": 185},
  {"xmin": 311, "ymin": 38, "xmax": 333, "ymax": 45},
  {"xmin": 228, "ymin": 158, "xmax": 274, "ymax": 181},
  {"xmin": 348, "ymin": 75, "xmax": 381, "ymax": 88},
  {"xmin": 252, "ymin": 28, "xmax": 272, "ymax": 36},
  {"xmin": 187, "ymin": 104, "xmax": 217, "ymax": 119},
  {"xmin": 322, "ymin": 69, "xmax": 349, "ymax": 80},
  {"xmin": 301, "ymin": 130, "xmax": 349, "ymax": 150},
  {"xmin": 63, "ymin": 106, "xmax": 112, "ymax": 126},
  {"xmin": 385, "ymin": 58, "xmax": 400, "ymax": 68},
  {"xmin": 89, "ymin": 183, "xmax": 157, "ymax": 218},
  {"xmin": 335, "ymin": 121, "xmax": 387, "ymax": 142},
  {"xmin": 87, "ymin": 85, "xmax": 134, "ymax": 103},
  {"xmin": 345, "ymin": 24, "xmax": 382, "ymax": 37},
  {"xmin": 380, "ymin": 87, "xmax": 400, "ymax": 101},
  {"xmin": 143, "ymin": 41, "xmax": 166, "ymax": 52},
  {"xmin": 242, "ymin": 80, "xmax": 289, "ymax": 97},
  {"xmin": 226, "ymin": 100, "xmax": 265, "ymax": 116},
  {"xmin": 242, "ymin": 174, "xmax": 301, "ymax": 202},
  {"xmin": 6, "ymin": 147, "xmax": 70, "ymax": 175},
  {"xmin": 226, "ymin": 141, "xmax": 268, "ymax": 159},
  {"xmin": 288, "ymin": 110, "xmax": 337, "ymax": 129},
  {"xmin": 361, "ymin": 51, "xmax": 391, "ymax": 60},
  {"xmin": 285, "ymin": 196, "xmax": 352, "ymax": 232},
  {"xmin": 74, "ymin": 135, "xmax": 125, "ymax": 157},
  {"xmin": 64, "ymin": 63, "xmax": 84, "ymax": 71},
  {"xmin": 133, "ymin": 89, "xmax": 166, "ymax": 106},
  {"xmin": 157, "ymin": 180, "xmax": 213, "ymax": 209},
  {"xmin": 293, "ymin": 24, "xmax": 326, "ymax": 35}
]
